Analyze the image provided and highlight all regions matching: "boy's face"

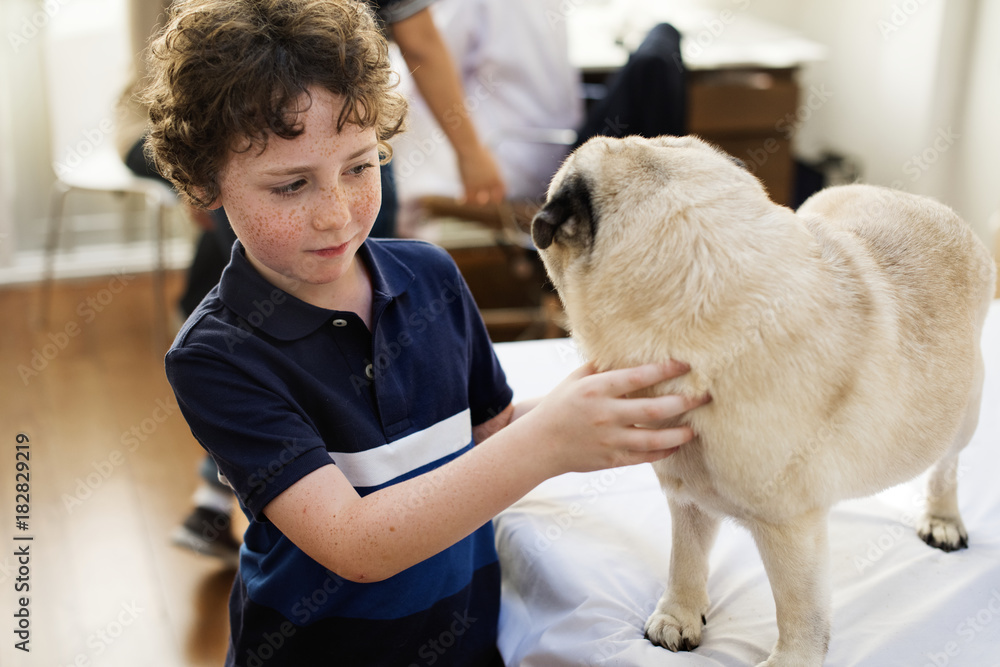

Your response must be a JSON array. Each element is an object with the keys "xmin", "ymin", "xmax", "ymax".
[{"xmin": 214, "ymin": 87, "xmax": 381, "ymax": 306}]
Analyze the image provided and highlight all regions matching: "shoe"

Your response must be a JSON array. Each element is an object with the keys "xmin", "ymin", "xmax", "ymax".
[{"xmin": 171, "ymin": 506, "xmax": 241, "ymax": 568}]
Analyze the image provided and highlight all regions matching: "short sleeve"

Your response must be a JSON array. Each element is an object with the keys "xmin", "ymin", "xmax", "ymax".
[
  {"xmin": 165, "ymin": 345, "xmax": 335, "ymax": 521},
  {"xmin": 368, "ymin": 0, "xmax": 437, "ymax": 25},
  {"xmin": 453, "ymin": 268, "xmax": 514, "ymax": 426}
]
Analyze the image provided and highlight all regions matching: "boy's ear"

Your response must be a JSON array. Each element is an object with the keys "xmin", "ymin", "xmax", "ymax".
[{"xmin": 194, "ymin": 187, "xmax": 222, "ymax": 210}]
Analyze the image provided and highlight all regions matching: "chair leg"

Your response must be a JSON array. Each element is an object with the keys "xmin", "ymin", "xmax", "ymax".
[
  {"xmin": 38, "ymin": 182, "xmax": 72, "ymax": 329},
  {"xmin": 151, "ymin": 197, "xmax": 168, "ymax": 352}
]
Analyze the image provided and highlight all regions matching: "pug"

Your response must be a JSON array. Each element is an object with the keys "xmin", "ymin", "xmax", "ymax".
[{"xmin": 530, "ymin": 134, "xmax": 995, "ymax": 667}]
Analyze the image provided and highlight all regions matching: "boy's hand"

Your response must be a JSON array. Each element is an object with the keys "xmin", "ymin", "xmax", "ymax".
[{"xmin": 522, "ymin": 361, "xmax": 706, "ymax": 476}]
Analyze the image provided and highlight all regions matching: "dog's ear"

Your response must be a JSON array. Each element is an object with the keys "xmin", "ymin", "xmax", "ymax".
[{"xmin": 531, "ymin": 175, "xmax": 596, "ymax": 250}]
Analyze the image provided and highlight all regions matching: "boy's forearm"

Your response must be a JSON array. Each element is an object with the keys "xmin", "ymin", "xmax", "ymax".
[
  {"xmin": 355, "ymin": 421, "xmax": 547, "ymax": 577},
  {"xmin": 512, "ymin": 397, "xmax": 543, "ymax": 421},
  {"xmin": 264, "ymin": 415, "xmax": 552, "ymax": 583},
  {"xmin": 342, "ymin": 401, "xmax": 547, "ymax": 579},
  {"xmin": 264, "ymin": 363, "xmax": 698, "ymax": 583}
]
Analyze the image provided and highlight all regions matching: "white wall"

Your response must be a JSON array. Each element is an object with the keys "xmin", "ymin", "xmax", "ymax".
[
  {"xmin": 952, "ymin": 0, "xmax": 1000, "ymax": 241},
  {"xmin": 732, "ymin": 0, "xmax": 995, "ymax": 243},
  {"xmin": 45, "ymin": 0, "xmax": 132, "ymax": 177},
  {"xmin": 0, "ymin": 0, "xmax": 195, "ymax": 283},
  {"xmin": 0, "ymin": 4, "xmax": 16, "ymax": 268},
  {"xmin": 2, "ymin": 0, "xmax": 56, "ymax": 256},
  {"xmin": 593, "ymin": 0, "xmax": 997, "ymax": 242}
]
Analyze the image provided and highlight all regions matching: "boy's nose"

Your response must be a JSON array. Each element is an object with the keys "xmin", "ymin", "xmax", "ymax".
[{"xmin": 312, "ymin": 186, "xmax": 351, "ymax": 231}]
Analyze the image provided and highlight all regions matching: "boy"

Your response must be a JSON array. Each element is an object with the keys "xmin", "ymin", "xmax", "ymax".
[{"xmin": 147, "ymin": 1, "xmax": 702, "ymax": 664}]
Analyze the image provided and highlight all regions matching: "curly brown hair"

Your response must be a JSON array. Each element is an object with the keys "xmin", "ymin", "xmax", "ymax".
[{"xmin": 142, "ymin": 0, "xmax": 407, "ymax": 207}]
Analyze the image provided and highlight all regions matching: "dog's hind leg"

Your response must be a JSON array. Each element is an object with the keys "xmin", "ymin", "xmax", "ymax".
[
  {"xmin": 645, "ymin": 499, "xmax": 720, "ymax": 652},
  {"xmin": 750, "ymin": 510, "xmax": 830, "ymax": 667},
  {"xmin": 918, "ymin": 356, "xmax": 982, "ymax": 551},
  {"xmin": 918, "ymin": 453, "xmax": 968, "ymax": 551}
]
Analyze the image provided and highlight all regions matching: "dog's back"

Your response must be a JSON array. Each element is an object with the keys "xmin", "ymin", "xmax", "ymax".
[
  {"xmin": 776, "ymin": 184, "xmax": 996, "ymax": 500},
  {"xmin": 649, "ymin": 183, "xmax": 994, "ymax": 518},
  {"xmin": 799, "ymin": 184, "xmax": 994, "ymax": 334}
]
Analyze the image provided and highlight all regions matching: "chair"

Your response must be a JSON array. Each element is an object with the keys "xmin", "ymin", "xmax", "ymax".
[
  {"xmin": 993, "ymin": 211, "xmax": 1000, "ymax": 298},
  {"xmin": 38, "ymin": 6, "xmax": 180, "ymax": 350},
  {"xmin": 415, "ymin": 197, "xmax": 566, "ymax": 341},
  {"xmin": 38, "ymin": 141, "xmax": 178, "ymax": 350},
  {"xmin": 407, "ymin": 24, "xmax": 688, "ymax": 341}
]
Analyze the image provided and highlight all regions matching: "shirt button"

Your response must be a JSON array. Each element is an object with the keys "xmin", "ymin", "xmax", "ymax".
[
  {"xmin": 332, "ymin": 318, "xmax": 348, "ymax": 327},
  {"xmin": 365, "ymin": 363, "xmax": 374, "ymax": 379}
]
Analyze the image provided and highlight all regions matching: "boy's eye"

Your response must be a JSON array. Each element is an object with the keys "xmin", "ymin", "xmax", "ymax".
[
  {"xmin": 271, "ymin": 179, "xmax": 307, "ymax": 197},
  {"xmin": 348, "ymin": 162, "xmax": 375, "ymax": 177}
]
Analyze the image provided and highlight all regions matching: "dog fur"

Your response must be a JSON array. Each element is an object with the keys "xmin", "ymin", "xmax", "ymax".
[{"xmin": 530, "ymin": 135, "xmax": 995, "ymax": 666}]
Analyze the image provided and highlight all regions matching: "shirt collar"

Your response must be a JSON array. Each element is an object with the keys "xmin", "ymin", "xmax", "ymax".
[{"xmin": 218, "ymin": 239, "xmax": 415, "ymax": 341}]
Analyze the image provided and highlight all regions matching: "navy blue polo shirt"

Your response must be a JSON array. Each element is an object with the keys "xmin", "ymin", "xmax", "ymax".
[{"xmin": 165, "ymin": 239, "xmax": 512, "ymax": 666}]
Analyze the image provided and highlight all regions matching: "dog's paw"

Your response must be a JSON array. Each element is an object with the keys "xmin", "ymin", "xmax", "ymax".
[
  {"xmin": 644, "ymin": 610, "xmax": 706, "ymax": 652},
  {"xmin": 917, "ymin": 515, "xmax": 969, "ymax": 552}
]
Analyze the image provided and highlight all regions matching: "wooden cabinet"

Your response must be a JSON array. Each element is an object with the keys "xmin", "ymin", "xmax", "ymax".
[
  {"xmin": 580, "ymin": 65, "xmax": 802, "ymax": 206},
  {"xmin": 687, "ymin": 67, "xmax": 800, "ymax": 206}
]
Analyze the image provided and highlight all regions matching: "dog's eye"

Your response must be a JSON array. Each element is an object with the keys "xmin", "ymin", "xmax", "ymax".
[{"xmin": 728, "ymin": 155, "xmax": 748, "ymax": 170}]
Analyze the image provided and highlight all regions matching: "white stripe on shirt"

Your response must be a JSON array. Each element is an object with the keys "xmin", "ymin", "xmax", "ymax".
[{"xmin": 329, "ymin": 409, "xmax": 473, "ymax": 488}]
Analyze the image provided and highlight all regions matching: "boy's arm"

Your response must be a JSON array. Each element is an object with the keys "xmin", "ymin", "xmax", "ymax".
[
  {"xmin": 263, "ymin": 361, "xmax": 704, "ymax": 583},
  {"xmin": 471, "ymin": 396, "xmax": 547, "ymax": 444},
  {"xmin": 471, "ymin": 403, "xmax": 514, "ymax": 444}
]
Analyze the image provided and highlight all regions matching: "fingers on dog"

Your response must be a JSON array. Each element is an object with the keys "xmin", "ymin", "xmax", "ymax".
[
  {"xmin": 647, "ymin": 424, "xmax": 695, "ymax": 450},
  {"xmin": 628, "ymin": 394, "xmax": 708, "ymax": 424},
  {"xmin": 570, "ymin": 361, "xmax": 598, "ymax": 380},
  {"xmin": 622, "ymin": 425, "xmax": 694, "ymax": 464},
  {"xmin": 601, "ymin": 361, "xmax": 691, "ymax": 397}
]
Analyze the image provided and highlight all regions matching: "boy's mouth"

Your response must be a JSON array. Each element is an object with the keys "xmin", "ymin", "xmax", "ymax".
[{"xmin": 310, "ymin": 243, "xmax": 349, "ymax": 258}]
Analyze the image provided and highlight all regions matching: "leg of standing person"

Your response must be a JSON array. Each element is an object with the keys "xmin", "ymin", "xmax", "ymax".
[
  {"xmin": 171, "ymin": 206, "xmax": 241, "ymax": 567},
  {"xmin": 171, "ymin": 455, "xmax": 241, "ymax": 568},
  {"xmin": 369, "ymin": 159, "xmax": 397, "ymax": 238}
]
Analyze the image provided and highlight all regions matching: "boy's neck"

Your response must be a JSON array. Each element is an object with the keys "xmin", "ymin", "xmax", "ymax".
[
  {"xmin": 246, "ymin": 250, "xmax": 375, "ymax": 329},
  {"xmin": 337, "ymin": 258, "xmax": 374, "ymax": 330}
]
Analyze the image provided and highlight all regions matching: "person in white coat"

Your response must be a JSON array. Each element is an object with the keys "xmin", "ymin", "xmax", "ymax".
[{"xmin": 389, "ymin": 0, "xmax": 583, "ymax": 234}]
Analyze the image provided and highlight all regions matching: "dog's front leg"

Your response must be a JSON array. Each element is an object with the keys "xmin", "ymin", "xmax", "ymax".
[
  {"xmin": 645, "ymin": 499, "xmax": 720, "ymax": 651},
  {"xmin": 750, "ymin": 510, "xmax": 831, "ymax": 667}
]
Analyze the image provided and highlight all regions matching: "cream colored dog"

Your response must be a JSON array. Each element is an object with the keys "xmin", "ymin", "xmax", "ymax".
[{"xmin": 530, "ymin": 135, "xmax": 995, "ymax": 667}]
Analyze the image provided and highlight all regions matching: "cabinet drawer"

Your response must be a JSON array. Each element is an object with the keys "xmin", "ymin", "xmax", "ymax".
[
  {"xmin": 705, "ymin": 136, "xmax": 793, "ymax": 206},
  {"xmin": 688, "ymin": 68, "xmax": 798, "ymax": 135}
]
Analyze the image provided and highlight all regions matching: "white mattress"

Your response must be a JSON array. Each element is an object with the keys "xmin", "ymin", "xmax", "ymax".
[{"xmin": 493, "ymin": 302, "xmax": 1000, "ymax": 666}]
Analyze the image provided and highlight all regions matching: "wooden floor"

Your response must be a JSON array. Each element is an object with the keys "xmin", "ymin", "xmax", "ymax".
[{"xmin": 0, "ymin": 271, "xmax": 241, "ymax": 667}]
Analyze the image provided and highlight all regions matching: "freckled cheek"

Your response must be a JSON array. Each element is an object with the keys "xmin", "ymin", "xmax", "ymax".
[
  {"xmin": 235, "ymin": 211, "xmax": 271, "ymax": 254},
  {"xmin": 352, "ymin": 175, "xmax": 382, "ymax": 226},
  {"xmin": 237, "ymin": 208, "xmax": 307, "ymax": 260}
]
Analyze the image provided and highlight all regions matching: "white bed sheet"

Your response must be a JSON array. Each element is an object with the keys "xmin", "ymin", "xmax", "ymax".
[{"xmin": 493, "ymin": 302, "xmax": 1000, "ymax": 667}]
